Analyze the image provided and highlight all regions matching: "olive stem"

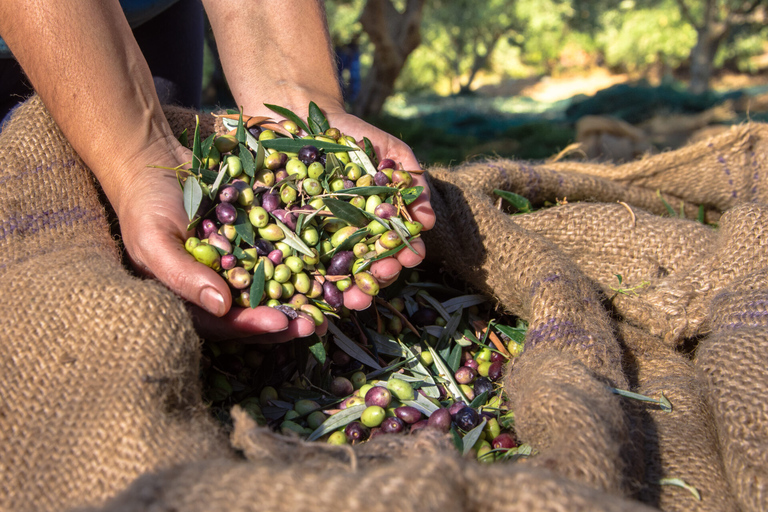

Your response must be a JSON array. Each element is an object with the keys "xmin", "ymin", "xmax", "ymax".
[
  {"xmin": 472, "ymin": 320, "xmax": 511, "ymax": 358},
  {"xmin": 375, "ymin": 297, "xmax": 422, "ymax": 338}
]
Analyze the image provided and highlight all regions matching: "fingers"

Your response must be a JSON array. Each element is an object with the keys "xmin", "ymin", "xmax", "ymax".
[
  {"xmin": 407, "ymin": 172, "xmax": 436, "ymax": 231},
  {"xmin": 396, "ymin": 237, "xmax": 426, "ymax": 268},
  {"xmin": 190, "ymin": 304, "xmax": 290, "ymax": 341},
  {"xmin": 135, "ymin": 230, "xmax": 234, "ymax": 317},
  {"xmin": 343, "ymin": 285, "xmax": 374, "ymax": 311}
]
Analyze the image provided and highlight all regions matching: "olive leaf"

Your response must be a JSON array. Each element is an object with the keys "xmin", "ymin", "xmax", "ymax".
[
  {"xmin": 364, "ymin": 328, "xmax": 405, "ymax": 357},
  {"xmin": 235, "ymin": 108, "xmax": 246, "ymax": 144},
  {"xmin": 330, "ymin": 228, "xmax": 368, "ymax": 259},
  {"xmin": 389, "ymin": 217, "xmax": 419, "ymax": 254},
  {"xmin": 416, "ymin": 291, "xmax": 451, "ymax": 322},
  {"xmin": 363, "ymin": 136, "xmax": 378, "ymax": 167},
  {"xmin": 493, "ymin": 189, "xmax": 532, "ymax": 213},
  {"xmin": 333, "ymin": 185, "xmax": 393, "ymax": 197},
  {"xmin": 308, "ymin": 336, "xmax": 327, "ymax": 365},
  {"xmin": 234, "ymin": 209, "xmax": 255, "ymax": 246},
  {"xmin": 442, "ymin": 294, "xmax": 487, "ymax": 313},
  {"xmin": 260, "ymin": 138, "xmax": 351, "ymax": 153},
  {"xmin": 255, "ymin": 142, "xmax": 265, "ymax": 171},
  {"xmin": 327, "ymin": 321, "xmax": 382, "ymax": 370},
  {"xmin": 446, "ymin": 342, "xmax": 463, "ymax": 372},
  {"xmin": 402, "ymin": 393, "xmax": 440, "ymax": 416},
  {"xmin": 183, "ymin": 176, "xmax": 203, "ymax": 222},
  {"xmin": 202, "ymin": 133, "xmax": 216, "ymax": 160},
  {"xmin": 461, "ymin": 418, "xmax": 488, "ymax": 456},
  {"xmin": 323, "ymin": 197, "xmax": 368, "ymax": 227},
  {"xmin": 191, "ymin": 116, "xmax": 203, "ymax": 173},
  {"xmin": 177, "ymin": 128, "xmax": 188, "ymax": 147},
  {"xmin": 340, "ymin": 137, "xmax": 378, "ymax": 176},
  {"xmin": 437, "ymin": 309, "xmax": 463, "ymax": 348},
  {"xmin": 493, "ymin": 323, "xmax": 527, "ymax": 344},
  {"xmin": 307, "ymin": 101, "xmax": 330, "ymax": 134},
  {"xmin": 609, "ymin": 387, "xmax": 673, "ymax": 412},
  {"xmin": 427, "ymin": 343, "xmax": 470, "ymax": 404},
  {"xmin": 307, "ymin": 404, "xmax": 365, "ymax": 442},
  {"xmin": 397, "ymin": 339, "xmax": 439, "ymax": 398},
  {"xmin": 209, "ymin": 162, "xmax": 230, "ymax": 198},
  {"xmin": 469, "ymin": 391, "xmax": 489, "ymax": 410},
  {"xmin": 659, "ymin": 478, "xmax": 701, "ymax": 501},
  {"xmin": 273, "ymin": 218, "xmax": 314, "ymax": 257},
  {"xmin": 239, "ymin": 143, "xmax": 255, "ymax": 178},
  {"xmin": 249, "ymin": 259, "xmax": 266, "ymax": 308},
  {"xmin": 264, "ymin": 103, "xmax": 311, "ymax": 135},
  {"xmin": 400, "ymin": 186, "xmax": 424, "ymax": 206}
]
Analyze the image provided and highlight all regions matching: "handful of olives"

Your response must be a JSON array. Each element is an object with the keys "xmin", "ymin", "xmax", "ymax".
[{"xmin": 181, "ymin": 103, "xmax": 424, "ymax": 323}]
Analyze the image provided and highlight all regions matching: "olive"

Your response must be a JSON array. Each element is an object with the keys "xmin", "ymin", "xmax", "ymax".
[
  {"xmin": 453, "ymin": 407, "xmax": 480, "ymax": 431},
  {"xmin": 492, "ymin": 433, "xmax": 517, "ymax": 450},
  {"xmin": 427, "ymin": 408, "xmax": 451, "ymax": 432},
  {"xmin": 330, "ymin": 376, "xmax": 354, "ymax": 397},
  {"xmin": 380, "ymin": 416, "xmax": 405, "ymax": 434},
  {"xmin": 488, "ymin": 361, "xmax": 503, "ymax": 381},
  {"xmin": 394, "ymin": 406, "xmax": 422, "ymax": 424},
  {"xmin": 298, "ymin": 145, "xmax": 319, "ymax": 165},
  {"xmin": 327, "ymin": 251, "xmax": 355, "ymax": 275},
  {"xmin": 373, "ymin": 171, "xmax": 391, "ymax": 186},
  {"xmin": 455, "ymin": 366, "xmax": 476, "ymax": 385},
  {"xmin": 374, "ymin": 203, "xmax": 397, "ymax": 220},
  {"xmin": 361, "ymin": 405, "xmax": 386, "ymax": 428},
  {"xmin": 219, "ymin": 185, "xmax": 239, "ymax": 204},
  {"xmin": 215, "ymin": 202, "xmax": 237, "ymax": 225},
  {"xmin": 365, "ymin": 386, "xmax": 392, "ymax": 408},
  {"xmin": 474, "ymin": 376, "xmax": 494, "ymax": 397},
  {"xmin": 378, "ymin": 158, "xmax": 397, "ymax": 170},
  {"xmin": 323, "ymin": 281, "xmax": 344, "ymax": 309}
]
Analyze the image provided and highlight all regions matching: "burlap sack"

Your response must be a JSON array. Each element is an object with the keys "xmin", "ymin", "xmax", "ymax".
[{"xmin": 2, "ymin": 95, "xmax": 766, "ymax": 512}]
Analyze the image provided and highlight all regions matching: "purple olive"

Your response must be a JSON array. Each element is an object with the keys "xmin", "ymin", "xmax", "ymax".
[
  {"xmin": 326, "ymin": 251, "xmax": 355, "ymax": 276},
  {"xmin": 198, "ymin": 218, "xmax": 217, "ymax": 239},
  {"xmin": 427, "ymin": 408, "xmax": 452, "ymax": 433},
  {"xmin": 380, "ymin": 416, "xmax": 405, "ymax": 434},
  {"xmin": 453, "ymin": 407, "xmax": 480, "ymax": 431},
  {"xmin": 298, "ymin": 145, "xmax": 319, "ymax": 165},
  {"xmin": 271, "ymin": 209, "xmax": 297, "ymax": 231},
  {"xmin": 330, "ymin": 376, "xmax": 354, "ymax": 397},
  {"xmin": 373, "ymin": 203, "xmax": 398, "ymax": 220},
  {"xmin": 343, "ymin": 179, "xmax": 355, "ymax": 189},
  {"xmin": 373, "ymin": 171, "xmax": 391, "ymax": 186},
  {"xmin": 253, "ymin": 239, "xmax": 274, "ymax": 256},
  {"xmin": 410, "ymin": 419, "xmax": 429, "ymax": 434},
  {"xmin": 215, "ymin": 202, "xmax": 237, "ymax": 225},
  {"xmin": 410, "ymin": 307, "xmax": 439, "ymax": 326},
  {"xmin": 448, "ymin": 401, "xmax": 467, "ymax": 416},
  {"xmin": 464, "ymin": 359, "xmax": 479, "ymax": 371},
  {"xmin": 268, "ymin": 250, "xmax": 283, "ymax": 265},
  {"xmin": 378, "ymin": 158, "xmax": 396, "ymax": 170},
  {"xmin": 219, "ymin": 185, "xmax": 239, "ymax": 204},
  {"xmin": 323, "ymin": 280, "xmax": 344, "ymax": 309},
  {"xmin": 345, "ymin": 421, "xmax": 369, "ymax": 444},
  {"xmin": 394, "ymin": 406, "xmax": 422, "ymax": 424},
  {"xmin": 455, "ymin": 366, "xmax": 476, "ymax": 385},
  {"xmin": 261, "ymin": 192, "xmax": 280, "ymax": 213},
  {"xmin": 248, "ymin": 125, "xmax": 262, "ymax": 138},
  {"xmin": 221, "ymin": 254, "xmax": 237, "ymax": 270},
  {"xmin": 474, "ymin": 377, "xmax": 494, "ymax": 397},
  {"xmin": 207, "ymin": 232, "xmax": 232, "ymax": 254},
  {"xmin": 492, "ymin": 433, "xmax": 517, "ymax": 449},
  {"xmin": 365, "ymin": 386, "xmax": 392, "ymax": 408},
  {"xmin": 488, "ymin": 361, "xmax": 503, "ymax": 382}
]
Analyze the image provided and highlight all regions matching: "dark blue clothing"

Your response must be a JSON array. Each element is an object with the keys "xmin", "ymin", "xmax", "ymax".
[{"xmin": 0, "ymin": 0, "xmax": 203, "ymax": 126}]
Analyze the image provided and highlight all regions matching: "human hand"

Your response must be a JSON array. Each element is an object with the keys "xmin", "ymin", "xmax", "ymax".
[
  {"xmin": 115, "ymin": 141, "xmax": 326, "ymax": 344},
  {"xmin": 320, "ymin": 111, "xmax": 435, "ymax": 311}
]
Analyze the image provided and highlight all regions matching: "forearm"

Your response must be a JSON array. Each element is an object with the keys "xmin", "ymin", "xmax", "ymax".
[
  {"xmin": 203, "ymin": 0, "xmax": 343, "ymax": 116},
  {"xmin": 0, "ymin": 0, "xmax": 183, "ymax": 216}
]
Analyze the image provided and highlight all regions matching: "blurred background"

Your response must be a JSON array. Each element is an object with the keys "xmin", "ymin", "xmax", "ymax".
[{"xmin": 202, "ymin": 0, "xmax": 768, "ymax": 165}]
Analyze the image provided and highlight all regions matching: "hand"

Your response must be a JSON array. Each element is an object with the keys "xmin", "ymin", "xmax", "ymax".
[
  {"xmin": 115, "ymin": 142, "xmax": 325, "ymax": 343},
  {"xmin": 321, "ymin": 111, "xmax": 436, "ymax": 311}
]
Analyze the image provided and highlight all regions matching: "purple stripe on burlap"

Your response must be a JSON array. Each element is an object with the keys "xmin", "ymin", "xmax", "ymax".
[
  {"xmin": 0, "ymin": 159, "xmax": 78, "ymax": 188},
  {"xmin": 526, "ymin": 318, "xmax": 595, "ymax": 351},
  {"xmin": 751, "ymin": 151, "xmax": 759, "ymax": 199},
  {"xmin": 0, "ymin": 206, "xmax": 102, "ymax": 242},
  {"xmin": 0, "ymin": 239, "xmax": 108, "ymax": 274},
  {"xmin": 717, "ymin": 154, "xmax": 737, "ymax": 198}
]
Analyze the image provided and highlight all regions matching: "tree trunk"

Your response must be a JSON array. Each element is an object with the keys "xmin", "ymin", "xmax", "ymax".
[
  {"xmin": 686, "ymin": 0, "xmax": 727, "ymax": 94},
  {"xmin": 353, "ymin": 0, "xmax": 425, "ymax": 117}
]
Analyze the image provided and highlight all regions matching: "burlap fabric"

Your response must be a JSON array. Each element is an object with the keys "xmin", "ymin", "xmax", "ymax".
[{"xmin": 1, "ymin": 95, "xmax": 765, "ymax": 511}]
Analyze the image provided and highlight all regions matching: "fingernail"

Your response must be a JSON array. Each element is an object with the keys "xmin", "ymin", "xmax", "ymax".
[{"xmin": 200, "ymin": 287, "xmax": 226, "ymax": 316}]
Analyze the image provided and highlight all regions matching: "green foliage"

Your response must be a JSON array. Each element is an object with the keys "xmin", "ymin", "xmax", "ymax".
[
  {"xmin": 597, "ymin": 0, "xmax": 696, "ymax": 73},
  {"xmin": 715, "ymin": 25, "xmax": 768, "ymax": 73}
]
